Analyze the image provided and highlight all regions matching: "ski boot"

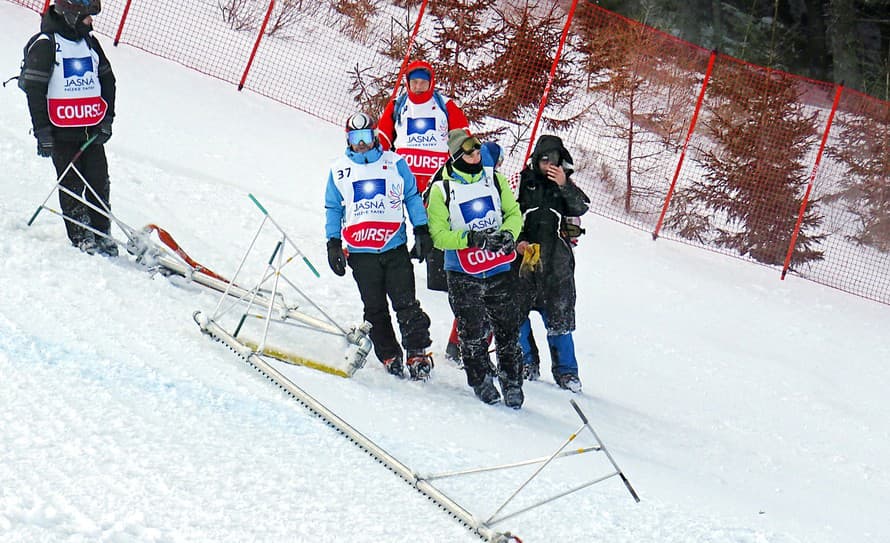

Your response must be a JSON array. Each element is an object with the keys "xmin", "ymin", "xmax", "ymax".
[
  {"xmin": 556, "ymin": 373, "xmax": 582, "ymax": 393},
  {"xmin": 74, "ymin": 231, "xmax": 97, "ymax": 255},
  {"xmin": 406, "ymin": 351, "xmax": 433, "ymax": 381},
  {"xmin": 523, "ymin": 362, "xmax": 540, "ymax": 381},
  {"xmin": 96, "ymin": 236, "xmax": 119, "ymax": 258},
  {"xmin": 473, "ymin": 375, "xmax": 501, "ymax": 405},
  {"xmin": 499, "ymin": 373, "xmax": 524, "ymax": 409},
  {"xmin": 382, "ymin": 355, "xmax": 404, "ymax": 378},
  {"xmin": 502, "ymin": 384, "xmax": 524, "ymax": 409}
]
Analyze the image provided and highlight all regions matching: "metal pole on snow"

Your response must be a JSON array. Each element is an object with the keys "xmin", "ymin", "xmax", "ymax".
[
  {"xmin": 248, "ymin": 193, "xmax": 319, "ymax": 277},
  {"xmin": 27, "ymin": 135, "xmax": 98, "ymax": 227},
  {"xmin": 571, "ymin": 399, "xmax": 640, "ymax": 502}
]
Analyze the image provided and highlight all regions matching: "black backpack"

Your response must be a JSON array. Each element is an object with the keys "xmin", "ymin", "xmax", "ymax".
[{"xmin": 3, "ymin": 32, "xmax": 56, "ymax": 92}]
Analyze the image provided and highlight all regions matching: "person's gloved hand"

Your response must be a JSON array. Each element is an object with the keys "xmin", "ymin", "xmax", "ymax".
[
  {"xmin": 410, "ymin": 224, "xmax": 433, "ymax": 262},
  {"xmin": 92, "ymin": 120, "xmax": 113, "ymax": 145},
  {"xmin": 485, "ymin": 230, "xmax": 515, "ymax": 253},
  {"xmin": 35, "ymin": 126, "xmax": 53, "ymax": 158},
  {"xmin": 466, "ymin": 228, "xmax": 492, "ymax": 250},
  {"xmin": 467, "ymin": 228, "xmax": 515, "ymax": 253},
  {"xmin": 326, "ymin": 238, "xmax": 346, "ymax": 276},
  {"xmin": 519, "ymin": 243, "xmax": 542, "ymax": 277}
]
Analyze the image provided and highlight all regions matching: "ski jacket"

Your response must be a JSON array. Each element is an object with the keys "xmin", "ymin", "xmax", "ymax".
[
  {"xmin": 515, "ymin": 136, "xmax": 589, "ymax": 326},
  {"xmin": 426, "ymin": 164, "xmax": 521, "ymax": 279},
  {"xmin": 517, "ymin": 136, "xmax": 590, "ymax": 270},
  {"xmin": 324, "ymin": 145, "xmax": 428, "ymax": 254},
  {"xmin": 377, "ymin": 60, "xmax": 469, "ymax": 191},
  {"xmin": 20, "ymin": 8, "xmax": 116, "ymax": 142}
]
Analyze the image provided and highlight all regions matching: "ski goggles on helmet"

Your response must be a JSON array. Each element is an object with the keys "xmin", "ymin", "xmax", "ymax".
[
  {"xmin": 347, "ymin": 129, "xmax": 375, "ymax": 147},
  {"xmin": 460, "ymin": 137, "xmax": 481, "ymax": 154},
  {"xmin": 538, "ymin": 150, "xmax": 561, "ymax": 165},
  {"xmin": 57, "ymin": 0, "xmax": 101, "ymax": 15}
]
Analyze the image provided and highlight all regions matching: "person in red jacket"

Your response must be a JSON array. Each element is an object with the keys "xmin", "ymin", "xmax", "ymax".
[
  {"xmin": 377, "ymin": 60, "xmax": 469, "ymax": 193},
  {"xmin": 378, "ymin": 60, "xmax": 470, "ymax": 364}
]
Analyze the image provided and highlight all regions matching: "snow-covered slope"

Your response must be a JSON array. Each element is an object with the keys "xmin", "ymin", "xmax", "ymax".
[{"xmin": 2, "ymin": 3, "xmax": 889, "ymax": 542}]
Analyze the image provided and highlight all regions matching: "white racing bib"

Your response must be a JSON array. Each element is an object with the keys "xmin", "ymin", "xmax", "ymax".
[
  {"xmin": 394, "ymin": 98, "xmax": 449, "ymax": 184},
  {"xmin": 331, "ymin": 151, "xmax": 407, "ymax": 250},
  {"xmin": 445, "ymin": 174, "xmax": 516, "ymax": 274},
  {"xmin": 46, "ymin": 34, "xmax": 107, "ymax": 127}
]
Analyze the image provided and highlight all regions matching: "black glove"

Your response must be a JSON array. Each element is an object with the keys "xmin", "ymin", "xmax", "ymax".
[
  {"xmin": 92, "ymin": 120, "xmax": 113, "ymax": 146},
  {"xmin": 466, "ymin": 229, "xmax": 490, "ymax": 250},
  {"xmin": 467, "ymin": 228, "xmax": 514, "ymax": 253},
  {"xmin": 486, "ymin": 230, "xmax": 515, "ymax": 253},
  {"xmin": 326, "ymin": 238, "xmax": 346, "ymax": 276},
  {"xmin": 35, "ymin": 126, "xmax": 53, "ymax": 158},
  {"xmin": 410, "ymin": 224, "xmax": 433, "ymax": 262}
]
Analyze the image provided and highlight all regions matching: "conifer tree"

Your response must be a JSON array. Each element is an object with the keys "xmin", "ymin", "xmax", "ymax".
[
  {"xmin": 679, "ymin": 64, "xmax": 825, "ymax": 266},
  {"xmin": 423, "ymin": 0, "xmax": 499, "ymax": 122},
  {"xmin": 486, "ymin": 0, "xmax": 575, "ymax": 123},
  {"xmin": 828, "ymin": 105, "xmax": 890, "ymax": 252},
  {"xmin": 573, "ymin": 6, "xmax": 695, "ymax": 214}
]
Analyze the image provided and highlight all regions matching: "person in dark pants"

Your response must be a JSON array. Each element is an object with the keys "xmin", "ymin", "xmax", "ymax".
[
  {"xmin": 20, "ymin": 0, "xmax": 117, "ymax": 257},
  {"xmin": 324, "ymin": 112, "xmax": 434, "ymax": 380},
  {"xmin": 426, "ymin": 129, "xmax": 525, "ymax": 408},
  {"xmin": 514, "ymin": 135, "xmax": 590, "ymax": 392}
]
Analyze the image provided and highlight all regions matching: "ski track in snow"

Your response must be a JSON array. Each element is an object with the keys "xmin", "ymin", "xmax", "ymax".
[{"xmin": 3, "ymin": 3, "xmax": 890, "ymax": 542}]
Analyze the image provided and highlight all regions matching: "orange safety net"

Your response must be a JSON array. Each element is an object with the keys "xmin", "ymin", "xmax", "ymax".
[{"xmin": 8, "ymin": 0, "xmax": 889, "ymax": 305}]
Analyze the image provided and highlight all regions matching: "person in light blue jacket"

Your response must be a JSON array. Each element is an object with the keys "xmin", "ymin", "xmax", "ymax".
[{"xmin": 325, "ymin": 112, "xmax": 434, "ymax": 381}]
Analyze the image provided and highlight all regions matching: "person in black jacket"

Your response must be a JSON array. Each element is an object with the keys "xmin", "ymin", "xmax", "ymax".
[
  {"xmin": 20, "ymin": 0, "xmax": 118, "ymax": 257},
  {"xmin": 514, "ymin": 135, "xmax": 590, "ymax": 392}
]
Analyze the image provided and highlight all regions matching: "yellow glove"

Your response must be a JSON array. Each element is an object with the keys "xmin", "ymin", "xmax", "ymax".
[{"xmin": 519, "ymin": 243, "xmax": 542, "ymax": 278}]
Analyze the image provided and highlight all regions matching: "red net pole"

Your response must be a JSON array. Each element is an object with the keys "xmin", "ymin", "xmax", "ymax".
[
  {"xmin": 521, "ymin": 0, "xmax": 580, "ymax": 166},
  {"xmin": 113, "ymin": 0, "xmax": 134, "ymax": 46},
  {"xmin": 389, "ymin": 0, "xmax": 430, "ymax": 102},
  {"xmin": 781, "ymin": 82, "xmax": 845, "ymax": 279},
  {"xmin": 239, "ymin": 0, "xmax": 276, "ymax": 91},
  {"xmin": 652, "ymin": 49, "xmax": 717, "ymax": 240},
  {"xmin": 41, "ymin": 0, "xmax": 49, "ymax": 14}
]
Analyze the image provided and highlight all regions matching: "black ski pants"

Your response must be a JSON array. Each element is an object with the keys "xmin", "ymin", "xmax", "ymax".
[
  {"xmin": 51, "ymin": 141, "xmax": 111, "ymax": 245},
  {"xmin": 347, "ymin": 245, "xmax": 431, "ymax": 362},
  {"xmin": 447, "ymin": 270, "xmax": 524, "ymax": 388}
]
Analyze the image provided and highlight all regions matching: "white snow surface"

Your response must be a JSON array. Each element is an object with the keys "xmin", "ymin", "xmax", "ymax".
[{"xmin": 2, "ymin": 4, "xmax": 889, "ymax": 542}]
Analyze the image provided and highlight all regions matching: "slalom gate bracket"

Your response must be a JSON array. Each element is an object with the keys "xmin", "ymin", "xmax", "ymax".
[{"xmin": 187, "ymin": 193, "xmax": 372, "ymax": 377}]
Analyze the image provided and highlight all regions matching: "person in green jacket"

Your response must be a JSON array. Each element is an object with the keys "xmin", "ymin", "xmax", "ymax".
[{"xmin": 426, "ymin": 129, "xmax": 525, "ymax": 408}]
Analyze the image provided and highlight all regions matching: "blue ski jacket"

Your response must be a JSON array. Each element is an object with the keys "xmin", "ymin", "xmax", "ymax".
[{"xmin": 324, "ymin": 145, "xmax": 428, "ymax": 253}]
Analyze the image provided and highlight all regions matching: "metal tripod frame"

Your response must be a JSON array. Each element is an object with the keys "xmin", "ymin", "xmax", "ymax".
[{"xmin": 417, "ymin": 399, "xmax": 640, "ymax": 528}]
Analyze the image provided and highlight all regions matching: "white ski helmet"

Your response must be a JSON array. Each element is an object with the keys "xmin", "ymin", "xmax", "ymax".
[
  {"xmin": 345, "ymin": 112, "xmax": 376, "ymax": 132},
  {"xmin": 345, "ymin": 112, "xmax": 378, "ymax": 147}
]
